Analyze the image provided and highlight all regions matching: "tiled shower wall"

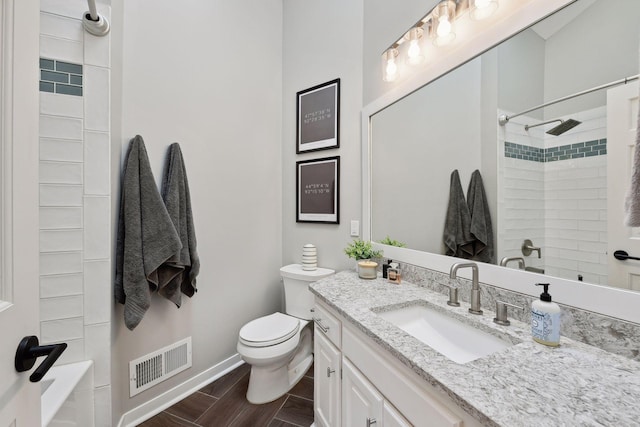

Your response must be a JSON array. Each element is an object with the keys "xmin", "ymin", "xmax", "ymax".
[
  {"xmin": 499, "ymin": 107, "xmax": 608, "ymax": 284},
  {"xmin": 39, "ymin": 1, "xmax": 112, "ymax": 426}
]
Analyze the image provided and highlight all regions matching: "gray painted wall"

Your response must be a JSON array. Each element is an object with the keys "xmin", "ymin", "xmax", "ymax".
[
  {"xmin": 282, "ymin": 0, "xmax": 364, "ymax": 272},
  {"xmin": 543, "ymin": 0, "xmax": 640, "ymax": 118},
  {"xmin": 111, "ymin": 0, "xmax": 283, "ymax": 417}
]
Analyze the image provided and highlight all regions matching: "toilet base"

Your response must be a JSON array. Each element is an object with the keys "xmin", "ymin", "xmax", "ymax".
[{"xmin": 246, "ymin": 353, "xmax": 313, "ymax": 404}]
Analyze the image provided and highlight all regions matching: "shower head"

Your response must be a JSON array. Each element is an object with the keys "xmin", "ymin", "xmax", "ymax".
[
  {"xmin": 523, "ymin": 118, "xmax": 582, "ymax": 136},
  {"xmin": 546, "ymin": 119, "xmax": 581, "ymax": 136}
]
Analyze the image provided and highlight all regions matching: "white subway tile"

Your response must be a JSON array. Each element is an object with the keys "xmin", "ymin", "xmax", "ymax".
[
  {"xmin": 40, "ymin": 115, "xmax": 83, "ymax": 140},
  {"xmin": 84, "ymin": 196, "xmax": 110, "ymax": 260},
  {"xmin": 578, "ymin": 261, "xmax": 607, "ymax": 275},
  {"xmin": 40, "ymin": 273, "xmax": 83, "ymax": 298},
  {"xmin": 42, "ymin": 317, "xmax": 84, "ymax": 342},
  {"xmin": 578, "ymin": 241, "xmax": 607, "ymax": 253},
  {"xmin": 578, "ymin": 199, "xmax": 607, "ymax": 210},
  {"xmin": 40, "ymin": 295, "xmax": 83, "ymax": 321},
  {"xmin": 84, "ymin": 66, "xmax": 110, "ymax": 132},
  {"xmin": 40, "ymin": 184, "xmax": 83, "ymax": 206},
  {"xmin": 40, "ymin": 137, "xmax": 83, "ymax": 162},
  {"xmin": 40, "ymin": 207, "xmax": 83, "ymax": 229},
  {"xmin": 54, "ymin": 338, "xmax": 84, "ymax": 364},
  {"xmin": 579, "ymin": 220, "xmax": 607, "ymax": 232},
  {"xmin": 84, "ymin": 260, "xmax": 110, "ymax": 325},
  {"xmin": 93, "ymin": 385, "xmax": 112, "ymax": 427},
  {"xmin": 40, "ymin": 35, "xmax": 83, "ymax": 64},
  {"xmin": 40, "ymin": 251, "xmax": 82, "ymax": 275},
  {"xmin": 40, "ymin": 229, "xmax": 83, "ymax": 252},
  {"xmin": 40, "ymin": 92, "xmax": 84, "ymax": 118},
  {"xmin": 84, "ymin": 31, "xmax": 111, "ymax": 68},
  {"xmin": 85, "ymin": 323, "xmax": 110, "ymax": 387},
  {"xmin": 84, "ymin": 131, "xmax": 110, "ymax": 195},
  {"xmin": 40, "ymin": 12, "xmax": 84, "ymax": 41},
  {"xmin": 41, "ymin": 0, "xmax": 90, "ymax": 18},
  {"xmin": 40, "ymin": 161, "xmax": 83, "ymax": 184}
]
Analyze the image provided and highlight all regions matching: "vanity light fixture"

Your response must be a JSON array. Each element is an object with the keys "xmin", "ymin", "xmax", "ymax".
[
  {"xmin": 469, "ymin": 0, "xmax": 499, "ymax": 20},
  {"xmin": 405, "ymin": 27, "xmax": 425, "ymax": 65},
  {"xmin": 381, "ymin": 0, "xmax": 502, "ymax": 83},
  {"xmin": 431, "ymin": 1, "xmax": 457, "ymax": 46},
  {"xmin": 382, "ymin": 48, "xmax": 399, "ymax": 82}
]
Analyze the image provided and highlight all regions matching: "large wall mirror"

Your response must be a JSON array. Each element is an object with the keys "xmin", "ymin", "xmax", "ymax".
[{"xmin": 369, "ymin": 0, "xmax": 640, "ymax": 292}]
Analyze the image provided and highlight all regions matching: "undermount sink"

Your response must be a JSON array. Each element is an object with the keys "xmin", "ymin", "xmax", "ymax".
[{"xmin": 376, "ymin": 303, "xmax": 515, "ymax": 364}]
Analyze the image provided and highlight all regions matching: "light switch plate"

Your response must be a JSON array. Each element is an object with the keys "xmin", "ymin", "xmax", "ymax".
[{"xmin": 350, "ymin": 220, "xmax": 359, "ymax": 237}]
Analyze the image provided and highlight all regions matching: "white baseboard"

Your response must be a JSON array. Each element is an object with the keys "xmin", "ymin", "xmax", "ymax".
[{"xmin": 117, "ymin": 353, "xmax": 244, "ymax": 427}]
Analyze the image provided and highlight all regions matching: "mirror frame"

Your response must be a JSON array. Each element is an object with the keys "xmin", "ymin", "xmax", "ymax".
[{"xmin": 362, "ymin": 0, "xmax": 640, "ymax": 324}]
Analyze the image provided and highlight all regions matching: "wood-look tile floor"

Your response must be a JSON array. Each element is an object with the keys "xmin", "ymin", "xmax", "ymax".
[{"xmin": 138, "ymin": 362, "xmax": 314, "ymax": 427}]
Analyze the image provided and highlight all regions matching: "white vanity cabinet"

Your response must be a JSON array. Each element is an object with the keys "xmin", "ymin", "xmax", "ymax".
[
  {"xmin": 313, "ymin": 299, "xmax": 481, "ymax": 427},
  {"xmin": 342, "ymin": 358, "xmax": 384, "ymax": 427},
  {"xmin": 313, "ymin": 303, "xmax": 342, "ymax": 427}
]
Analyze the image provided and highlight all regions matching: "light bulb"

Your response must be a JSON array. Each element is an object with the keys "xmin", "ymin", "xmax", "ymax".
[
  {"xmin": 408, "ymin": 40, "xmax": 420, "ymax": 60},
  {"xmin": 437, "ymin": 16, "xmax": 451, "ymax": 37},
  {"xmin": 385, "ymin": 57, "xmax": 397, "ymax": 79},
  {"xmin": 470, "ymin": 0, "xmax": 498, "ymax": 20}
]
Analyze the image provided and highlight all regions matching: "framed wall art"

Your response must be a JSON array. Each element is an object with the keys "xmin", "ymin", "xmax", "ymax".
[
  {"xmin": 296, "ymin": 156, "xmax": 340, "ymax": 224},
  {"xmin": 296, "ymin": 78, "xmax": 340, "ymax": 154}
]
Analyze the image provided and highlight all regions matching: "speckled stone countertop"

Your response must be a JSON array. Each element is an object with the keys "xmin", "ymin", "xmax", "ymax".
[{"xmin": 309, "ymin": 271, "xmax": 640, "ymax": 427}]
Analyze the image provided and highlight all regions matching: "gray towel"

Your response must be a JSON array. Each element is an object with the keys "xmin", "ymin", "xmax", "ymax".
[
  {"xmin": 157, "ymin": 143, "xmax": 200, "ymax": 305},
  {"xmin": 443, "ymin": 170, "xmax": 474, "ymax": 258},
  {"xmin": 467, "ymin": 170, "xmax": 495, "ymax": 264},
  {"xmin": 625, "ymin": 91, "xmax": 640, "ymax": 226},
  {"xmin": 115, "ymin": 136, "xmax": 182, "ymax": 330}
]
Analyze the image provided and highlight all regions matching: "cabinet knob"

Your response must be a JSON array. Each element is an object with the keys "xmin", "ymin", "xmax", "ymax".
[
  {"xmin": 366, "ymin": 417, "xmax": 377, "ymax": 426},
  {"xmin": 327, "ymin": 367, "xmax": 336, "ymax": 377}
]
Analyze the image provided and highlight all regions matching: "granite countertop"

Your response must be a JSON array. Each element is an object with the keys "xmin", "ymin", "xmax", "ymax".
[{"xmin": 309, "ymin": 271, "xmax": 640, "ymax": 427}]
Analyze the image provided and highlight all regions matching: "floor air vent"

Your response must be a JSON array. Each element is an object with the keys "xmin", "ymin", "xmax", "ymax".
[{"xmin": 129, "ymin": 337, "xmax": 192, "ymax": 397}]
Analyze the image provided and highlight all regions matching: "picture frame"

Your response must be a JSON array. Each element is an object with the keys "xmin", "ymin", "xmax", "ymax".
[
  {"xmin": 296, "ymin": 156, "xmax": 340, "ymax": 224},
  {"xmin": 296, "ymin": 78, "xmax": 340, "ymax": 154}
]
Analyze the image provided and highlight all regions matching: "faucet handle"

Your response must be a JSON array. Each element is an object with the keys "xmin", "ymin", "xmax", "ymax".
[
  {"xmin": 493, "ymin": 300, "xmax": 524, "ymax": 326},
  {"xmin": 443, "ymin": 284, "xmax": 460, "ymax": 307}
]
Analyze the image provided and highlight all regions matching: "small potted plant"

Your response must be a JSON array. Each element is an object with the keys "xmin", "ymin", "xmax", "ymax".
[
  {"xmin": 379, "ymin": 236, "xmax": 406, "ymax": 247},
  {"xmin": 344, "ymin": 240, "xmax": 383, "ymax": 278}
]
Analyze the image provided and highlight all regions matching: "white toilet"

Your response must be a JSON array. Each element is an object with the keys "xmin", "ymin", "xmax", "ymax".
[{"xmin": 237, "ymin": 263, "xmax": 334, "ymax": 404}]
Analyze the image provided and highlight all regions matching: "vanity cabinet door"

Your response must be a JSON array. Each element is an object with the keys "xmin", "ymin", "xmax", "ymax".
[
  {"xmin": 342, "ymin": 358, "xmax": 384, "ymax": 427},
  {"xmin": 315, "ymin": 330, "xmax": 341, "ymax": 427},
  {"xmin": 383, "ymin": 401, "xmax": 412, "ymax": 427}
]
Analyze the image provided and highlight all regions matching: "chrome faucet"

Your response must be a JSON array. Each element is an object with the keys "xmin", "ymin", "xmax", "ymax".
[
  {"xmin": 499, "ymin": 256, "xmax": 525, "ymax": 269},
  {"xmin": 449, "ymin": 262, "xmax": 482, "ymax": 315}
]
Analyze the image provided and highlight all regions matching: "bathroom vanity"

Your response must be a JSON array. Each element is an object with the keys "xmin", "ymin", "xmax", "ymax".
[{"xmin": 310, "ymin": 271, "xmax": 640, "ymax": 427}]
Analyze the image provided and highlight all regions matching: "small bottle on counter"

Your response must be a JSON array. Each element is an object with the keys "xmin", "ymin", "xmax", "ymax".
[
  {"xmin": 531, "ymin": 283, "xmax": 561, "ymax": 347},
  {"xmin": 382, "ymin": 259, "xmax": 392, "ymax": 279},
  {"xmin": 387, "ymin": 262, "xmax": 401, "ymax": 284}
]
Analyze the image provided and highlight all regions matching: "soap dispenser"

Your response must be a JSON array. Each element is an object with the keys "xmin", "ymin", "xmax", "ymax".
[{"xmin": 531, "ymin": 283, "xmax": 561, "ymax": 347}]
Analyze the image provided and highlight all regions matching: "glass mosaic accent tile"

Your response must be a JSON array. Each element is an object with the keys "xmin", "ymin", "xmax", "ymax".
[
  {"xmin": 39, "ymin": 58, "xmax": 83, "ymax": 97},
  {"xmin": 505, "ymin": 139, "xmax": 607, "ymax": 162}
]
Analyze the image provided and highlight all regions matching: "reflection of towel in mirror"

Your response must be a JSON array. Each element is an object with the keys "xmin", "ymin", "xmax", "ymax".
[
  {"xmin": 157, "ymin": 143, "xmax": 200, "ymax": 306},
  {"xmin": 467, "ymin": 170, "xmax": 494, "ymax": 264},
  {"xmin": 625, "ymin": 94, "xmax": 640, "ymax": 226},
  {"xmin": 115, "ymin": 136, "xmax": 182, "ymax": 330},
  {"xmin": 443, "ymin": 170, "xmax": 474, "ymax": 258}
]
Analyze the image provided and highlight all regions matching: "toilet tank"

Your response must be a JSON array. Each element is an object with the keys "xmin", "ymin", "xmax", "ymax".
[{"xmin": 280, "ymin": 264, "xmax": 334, "ymax": 320}]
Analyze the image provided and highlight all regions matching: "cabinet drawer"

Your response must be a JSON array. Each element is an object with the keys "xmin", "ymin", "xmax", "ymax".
[{"xmin": 312, "ymin": 302, "xmax": 341, "ymax": 348}]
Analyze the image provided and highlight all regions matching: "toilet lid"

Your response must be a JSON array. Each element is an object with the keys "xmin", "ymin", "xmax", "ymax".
[{"xmin": 239, "ymin": 312, "xmax": 300, "ymax": 348}]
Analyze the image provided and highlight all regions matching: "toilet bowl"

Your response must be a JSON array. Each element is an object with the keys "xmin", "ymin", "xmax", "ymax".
[{"xmin": 237, "ymin": 264, "xmax": 334, "ymax": 404}]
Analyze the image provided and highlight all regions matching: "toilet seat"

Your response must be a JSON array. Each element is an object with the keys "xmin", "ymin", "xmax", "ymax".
[{"xmin": 239, "ymin": 312, "xmax": 300, "ymax": 348}]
